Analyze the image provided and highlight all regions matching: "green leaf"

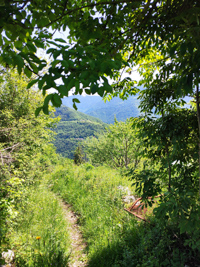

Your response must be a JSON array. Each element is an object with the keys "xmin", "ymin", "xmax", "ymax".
[
  {"xmin": 73, "ymin": 98, "xmax": 80, "ymax": 103},
  {"xmin": 53, "ymin": 50, "xmax": 61, "ymax": 59},
  {"xmin": 35, "ymin": 107, "xmax": 43, "ymax": 117},
  {"xmin": 75, "ymin": 80, "xmax": 79, "ymax": 91},
  {"xmin": 42, "ymin": 105, "xmax": 49, "ymax": 115},
  {"xmin": 98, "ymin": 87, "xmax": 104, "ymax": 97},
  {"xmin": 51, "ymin": 60, "xmax": 60, "ymax": 68},
  {"xmin": 67, "ymin": 78, "xmax": 75, "ymax": 90},
  {"xmin": 38, "ymin": 17, "xmax": 50, "ymax": 27},
  {"xmin": 24, "ymin": 66, "xmax": 32, "ymax": 78},
  {"xmin": 104, "ymin": 83, "xmax": 113, "ymax": 93},
  {"xmin": 47, "ymin": 48, "xmax": 55, "ymax": 54},
  {"xmin": 62, "ymin": 60, "xmax": 69, "ymax": 68},
  {"xmin": 73, "ymin": 103, "xmax": 77, "ymax": 110},
  {"xmin": 52, "ymin": 94, "xmax": 62, "ymax": 107},
  {"xmin": 27, "ymin": 79, "xmax": 38, "ymax": 89},
  {"xmin": 26, "ymin": 42, "xmax": 37, "ymax": 53},
  {"xmin": 34, "ymin": 39, "xmax": 44, "ymax": 49},
  {"xmin": 54, "ymin": 38, "xmax": 66, "ymax": 43},
  {"xmin": 91, "ymin": 84, "xmax": 98, "ymax": 94},
  {"xmin": 38, "ymin": 78, "xmax": 45, "ymax": 90},
  {"xmin": 13, "ymin": 54, "xmax": 24, "ymax": 68},
  {"xmin": 58, "ymin": 85, "xmax": 68, "ymax": 96}
]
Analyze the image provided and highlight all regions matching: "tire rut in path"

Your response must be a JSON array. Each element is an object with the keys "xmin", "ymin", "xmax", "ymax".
[{"xmin": 60, "ymin": 202, "xmax": 88, "ymax": 267}]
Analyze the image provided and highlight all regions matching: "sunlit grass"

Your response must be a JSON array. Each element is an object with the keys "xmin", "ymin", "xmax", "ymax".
[
  {"xmin": 49, "ymin": 161, "xmax": 138, "ymax": 266},
  {"xmin": 8, "ymin": 183, "xmax": 70, "ymax": 267}
]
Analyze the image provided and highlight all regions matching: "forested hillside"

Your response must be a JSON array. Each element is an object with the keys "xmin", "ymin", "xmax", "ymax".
[
  {"xmin": 53, "ymin": 106, "xmax": 107, "ymax": 158},
  {"xmin": 62, "ymin": 95, "xmax": 140, "ymax": 123}
]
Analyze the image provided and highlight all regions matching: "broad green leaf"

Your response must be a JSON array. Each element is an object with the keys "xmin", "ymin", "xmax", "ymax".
[
  {"xmin": 13, "ymin": 54, "xmax": 24, "ymax": 68},
  {"xmin": 52, "ymin": 93, "xmax": 62, "ymax": 107},
  {"xmin": 35, "ymin": 106, "xmax": 43, "ymax": 117},
  {"xmin": 24, "ymin": 66, "xmax": 32, "ymax": 78},
  {"xmin": 54, "ymin": 38, "xmax": 66, "ymax": 43},
  {"xmin": 73, "ymin": 103, "xmax": 77, "ymax": 110},
  {"xmin": 44, "ymin": 94, "xmax": 54, "ymax": 106},
  {"xmin": 72, "ymin": 98, "xmax": 80, "ymax": 103},
  {"xmin": 91, "ymin": 84, "xmax": 98, "ymax": 94},
  {"xmin": 98, "ymin": 87, "xmax": 104, "ymax": 97},
  {"xmin": 38, "ymin": 78, "xmax": 46, "ymax": 90},
  {"xmin": 27, "ymin": 79, "xmax": 38, "ymax": 89},
  {"xmin": 58, "ymin": 85, "xmax": 68, "ymax": 96},
  {"xmin": 62, "ymin": 60, "xmax": 69, "ymax": 68},
  {"xmin": 26, "ymin": 42, "xmax": 37, "ymax": 53},
  {"xmin": 47, "ymin": 48, "xmax": 55, "ymax": 54}
]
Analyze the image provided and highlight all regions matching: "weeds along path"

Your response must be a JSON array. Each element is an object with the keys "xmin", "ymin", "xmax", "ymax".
[{"xmin": 60, "ymin": 201, "xmax": 88, "ymax": 267}]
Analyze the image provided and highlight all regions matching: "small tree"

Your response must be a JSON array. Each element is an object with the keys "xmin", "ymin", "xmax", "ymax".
[
  {"xmin": 84, "ymin": 119, "xmax": 141, "ymax": 168},
  {"xmin": 74, "ymin": 145, "xmax": 84, "ymax": 165}
]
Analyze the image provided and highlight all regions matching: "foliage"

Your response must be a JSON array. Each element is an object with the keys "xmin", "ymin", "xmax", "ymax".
[
  {"xmin": 49, "ymin": 161, "xmax": 200, "ymax": 266},
  {"xmin": 84, "ymin": 119, "xmax": 141, "ymax": 168},
  {"xmin": 48, "ymin": 160, "xmax": 137, "ymax": 266},
  {"xmin": 4, "ymin": 0, "xmax": 196, "ymax": 111},
  {"xmin": 0, "ymin": 70, "xmax": 59, "ymax": 258},
  {"xmin": 1, "ymin": 1, "xmax": 200, "ymax": 265},
  {"xmin": 74, "ymin": 145, "xmax": 85, "ymax": 165},
  {"xmin": 127, "ymin": 108, "xmax": 200, "ymax": 251}
]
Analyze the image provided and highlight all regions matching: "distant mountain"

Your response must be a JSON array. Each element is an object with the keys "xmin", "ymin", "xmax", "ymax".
[
  {"xmin": 53, "ymin": 106, "xmax": 106, "ymax": 159},
  {"xmin": 62, "ymin": 95, "xmax": 140, "ymax": 124}
]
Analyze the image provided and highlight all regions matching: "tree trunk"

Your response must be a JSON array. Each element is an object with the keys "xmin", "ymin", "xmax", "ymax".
[
  {"xmin": 166, "ymin": 142, "xmax": 171, "ymax": 192},
  {"xmin": 196, "ymin": 84, "xmax": 200, "ymax": 197}
]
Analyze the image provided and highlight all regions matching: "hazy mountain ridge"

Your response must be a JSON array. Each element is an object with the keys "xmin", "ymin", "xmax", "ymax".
[{"xmin": 62, "ymin": 95, "xmax": 140, "ymax": 124}]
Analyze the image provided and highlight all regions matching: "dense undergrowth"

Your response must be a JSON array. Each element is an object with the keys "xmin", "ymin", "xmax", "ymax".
[
  {"xmin": 49, "ymin": 160, "xmax": 200, "ymax": 267},
  {"xmin": 2, "ymin": 156, "xmax": 200, "ymax": 266},
  {"xmin": 4, "ymin": 179, "xmax": 70, "ymax": 267}
]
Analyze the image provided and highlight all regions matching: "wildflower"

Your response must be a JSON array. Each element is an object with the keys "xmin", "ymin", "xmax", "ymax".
[{"xmin": 36, "ymin": 236, "xmax": 41, "ymax": 240}]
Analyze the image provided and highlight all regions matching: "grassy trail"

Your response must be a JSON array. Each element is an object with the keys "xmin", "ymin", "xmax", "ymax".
[
  {"xmin": 49, "ymin": 162, "xmax": 138, "ymax": 267},
  {"xmin": 6, "ymin": 184, "xmax": 71, "ymax": 266},
  {"xmin": 60, "ymin": 201, "xmax": 87, "ymax": 267}
]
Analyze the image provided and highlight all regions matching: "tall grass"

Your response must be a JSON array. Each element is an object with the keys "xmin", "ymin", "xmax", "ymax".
[
  {"xmin": 49, "ymin": 162, "xmax": 140, "ymax": 266},
  {"xmin": 50, "ymin": 160, "xmax": 200, "ymax": 267},
  {"xmin": 8, "ymin": 183, "xmax": 70, "ymax": 267}
]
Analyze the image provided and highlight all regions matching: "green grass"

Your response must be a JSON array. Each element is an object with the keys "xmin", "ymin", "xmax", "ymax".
[
  {"xmin": 7, "ymin": 183, "xmax": 70, "ymax": 267},
  {"xmin": 49, "ymin": 161, "xmax": 140, "ymax": 266},
  {"xmin": 48, "ymin": 160, "xmax": 200, "ymax": 267}
]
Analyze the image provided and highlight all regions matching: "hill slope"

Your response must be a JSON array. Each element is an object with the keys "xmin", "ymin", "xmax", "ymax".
[
  {"xmin": 62, "ymin": 95, "xmax": 140, "ymax": 124},
  {"xmin": 53, "ymin": 106, "xmax": 106, "ymax": 159}
]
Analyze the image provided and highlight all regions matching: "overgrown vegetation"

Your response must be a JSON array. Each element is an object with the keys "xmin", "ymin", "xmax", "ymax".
[
  {"xmin": 9, "ymin": 183, "xmax": 70, "ymax": 267},
  {"xmin": 0, "ymin": 71, "xmax": 70, "ymax": 266},
  {"xmin": 83, "ymin": 119, "xmax": 141, "ymax": 168},
  {"xmin": 48, "ymin": 162, "xmax": 137, "ymax": 266},
  {"xmin": 49, "ymin": 161, "xmax": 200, "ymax": 267},
  {"xmin": 1, "ymin": 1, "xmax": 200, "ymax": 266}
]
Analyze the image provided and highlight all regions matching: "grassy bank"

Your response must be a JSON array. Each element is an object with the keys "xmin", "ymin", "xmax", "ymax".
[
  {"xmin": 49, "ymin": 160, "xmax": 200, "ymax": 267},
  {"xmin": 6, "ymin": 183, "xmax": 70, "ymax": 267},
  {"xmin": 49, "ymin": 161, "xmax": 140, "ymax": 266}
]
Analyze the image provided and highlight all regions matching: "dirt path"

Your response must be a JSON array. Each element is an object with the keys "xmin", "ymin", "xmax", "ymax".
[{"xmin": 60, "ymin": 202, "xmax": 88, "ymax": 267}]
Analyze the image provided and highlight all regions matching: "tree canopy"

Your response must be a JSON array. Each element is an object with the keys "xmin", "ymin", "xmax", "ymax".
[{"xmin": 1, "ymin": 1, "xmax": 199, "ymax": 112}]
